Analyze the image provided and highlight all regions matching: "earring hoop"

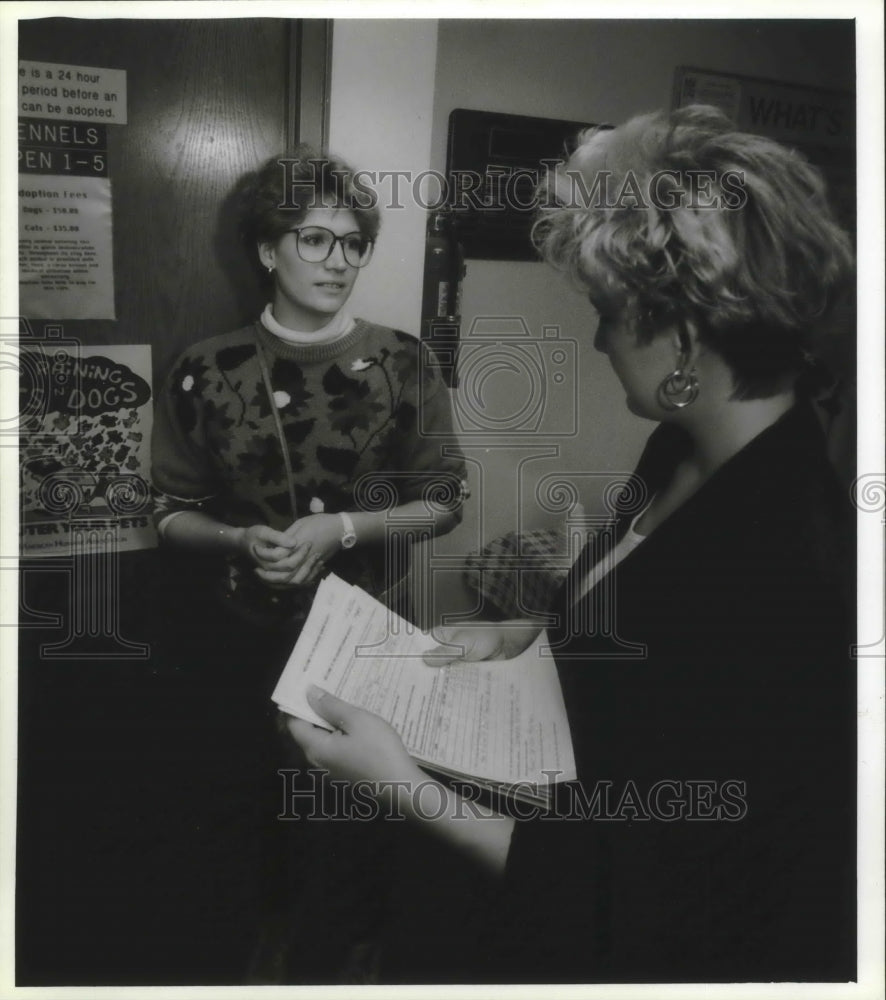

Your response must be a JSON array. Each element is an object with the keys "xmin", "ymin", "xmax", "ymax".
[{"xmin": 657, "ymin": 366, "xmax": 699, "ymax": 410}]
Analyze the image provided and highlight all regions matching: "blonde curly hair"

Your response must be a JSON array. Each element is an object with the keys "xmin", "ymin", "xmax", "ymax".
[{"xmin": 533, "ymin": 105, "xmax": 854, "ymax": 398}]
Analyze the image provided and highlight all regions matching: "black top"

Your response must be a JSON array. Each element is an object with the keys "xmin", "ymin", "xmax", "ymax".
[{"xmin": 465, "ymin": 405, "xmax": 855, "ymax": 984}]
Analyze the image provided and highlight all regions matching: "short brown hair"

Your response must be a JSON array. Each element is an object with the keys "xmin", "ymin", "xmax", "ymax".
[{"xmin": 235, "ymin": 144, "xmax": 381, "ymax": 250}]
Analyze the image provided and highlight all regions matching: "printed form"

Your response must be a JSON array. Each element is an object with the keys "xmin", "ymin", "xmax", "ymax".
[{"xmin": 272, "ymin": 575, "xmax": 576, "ymax": 789}]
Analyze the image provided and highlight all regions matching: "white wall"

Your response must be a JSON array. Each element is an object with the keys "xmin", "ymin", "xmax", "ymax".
[
  {"xmin": 429, "ymin": 19, "xmax": 854, "ymax": 156},
  {"xmin": 329, "ymin": 18, "xmax": 855, "ymax": 569},
  {"xmin": 328, "ymin": 19, "xmax": 438, "ymax": 335}
]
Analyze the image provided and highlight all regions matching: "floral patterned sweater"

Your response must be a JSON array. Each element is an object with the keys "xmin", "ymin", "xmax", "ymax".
[{"xmin": 151, "ymin": 318, "xmax": 467, "ymax": 624}]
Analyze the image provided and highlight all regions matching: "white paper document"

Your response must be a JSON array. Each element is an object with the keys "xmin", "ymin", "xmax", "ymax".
[{"xmin": 272, "ymin": 574, "xmax": 576, "ymax": 794}]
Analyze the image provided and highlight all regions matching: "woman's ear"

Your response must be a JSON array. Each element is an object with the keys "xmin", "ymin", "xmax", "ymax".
[
  {"xmin": 257, "ymin": 241, "xmax": 275, "ymax": 271},
  {"xmin": 674, "ymin": 316, "xmax": 701, "ymax": 363}
]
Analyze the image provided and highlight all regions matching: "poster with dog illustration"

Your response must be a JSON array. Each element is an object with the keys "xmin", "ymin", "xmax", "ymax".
[{"xmin": 19, "ymin": 342, "xmax": 156, "ymax": 556}]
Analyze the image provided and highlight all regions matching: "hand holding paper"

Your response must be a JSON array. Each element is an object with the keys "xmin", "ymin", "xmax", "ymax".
[
  {"xmin": 272, "ymin": 575, "xmax": 576, "ymax": 805},
  {"xmin": 423, "ymin": 622, "xmax": 543, "ymax": 666},
  {"xmin": 284, "ymin": 684, "xmax": 424, "ymax": 787}
]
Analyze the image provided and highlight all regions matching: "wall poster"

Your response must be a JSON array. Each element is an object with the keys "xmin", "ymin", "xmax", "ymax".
[{"xmin": 19, "ymin": 343, "xmax": 156, "ymax": 557}]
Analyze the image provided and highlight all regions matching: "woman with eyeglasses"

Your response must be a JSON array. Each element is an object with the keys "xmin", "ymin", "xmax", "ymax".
[
  {"xmin": 148, "ymin": 147, "xmax": 466, "ymax": 981},
  {"xmin": 153, "ymin": 147, "xmax": 465, "ymax": 633}
]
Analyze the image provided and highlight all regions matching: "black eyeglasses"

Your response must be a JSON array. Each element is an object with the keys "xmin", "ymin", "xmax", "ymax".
[{"xmin": 286, "ymin": 226, "xmax": 374, "ymax": 268}]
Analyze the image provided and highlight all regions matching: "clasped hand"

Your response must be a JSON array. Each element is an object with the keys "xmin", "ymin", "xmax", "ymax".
[{"xmin": 241, "ymin": 513, "xmax": 344, "ymax": 588}]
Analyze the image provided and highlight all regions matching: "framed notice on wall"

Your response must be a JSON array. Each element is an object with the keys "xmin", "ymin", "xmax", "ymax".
[{"xmin": 18, "ymin": 60, "xmax": 127, "ymax": 320}]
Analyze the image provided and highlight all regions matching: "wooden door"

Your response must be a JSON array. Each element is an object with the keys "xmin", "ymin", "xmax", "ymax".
[
  {"xmin": 15, "ymin": 17, "xmax": 330, "ymax": 985},
  {"xmin": 18, "ymin": 17, "xmax": 301, "ymax": 378}
]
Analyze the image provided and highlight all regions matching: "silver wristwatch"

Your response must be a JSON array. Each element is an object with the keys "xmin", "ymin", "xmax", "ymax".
[{"xmin": 339, "ymin": 512, "xmax": 357, "ymax": 549}]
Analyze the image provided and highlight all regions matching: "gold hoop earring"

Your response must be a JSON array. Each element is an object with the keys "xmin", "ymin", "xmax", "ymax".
[{"xmin": 657, "ymin": 367, "xmax": 699, "ymax": 410}]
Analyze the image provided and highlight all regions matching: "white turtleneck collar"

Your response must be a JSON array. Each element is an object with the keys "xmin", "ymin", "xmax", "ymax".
[{"xmin": 260, "ymin": 303, "xmax": 355, "ymax": 346}]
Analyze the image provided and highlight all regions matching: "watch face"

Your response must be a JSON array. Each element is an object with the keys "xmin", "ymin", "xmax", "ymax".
[{"xmin": 341, "ymin": 532, "xmax": 357, "ymax": 549}]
